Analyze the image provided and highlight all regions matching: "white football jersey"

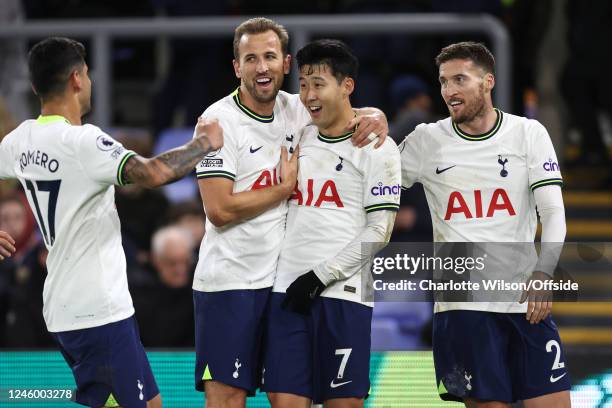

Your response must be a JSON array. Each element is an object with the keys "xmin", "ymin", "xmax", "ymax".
[
  {"xmin": 193, "ymin": 89, "xmax": 311, "ymax": 292},
  {"xmin": 274, "ymin": 126, "xmax": 402, "ymax": 306},
  {"xmin": 400, "ymin": 109, "xmax": 563, "ymax": 313},
  {"xmin": 0, "ymin": 115, "xmax": 136, "ymax": 332}
]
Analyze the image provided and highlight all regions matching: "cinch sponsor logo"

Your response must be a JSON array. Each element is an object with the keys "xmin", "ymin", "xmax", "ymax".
[
  {"xmin": 371, "ymin": 182, "xmax": 401, "ymax": 196},
  {"xmin": 543, "ymin": 158, "xmax": 560, "ymax": 172}
]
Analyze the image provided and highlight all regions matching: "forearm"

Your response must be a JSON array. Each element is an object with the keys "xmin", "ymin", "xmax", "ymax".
[
  {"xmin": 534, "ymin": 185, "xmax": 566, "ymax": 275},
  {"xmin": 123, "ymin": 138, "xmax": 213, "ymax": 188},
  {"xmin": 313, "ymin": 211, "xmax": 396, "ymax": 285},
  {"xmin": 201, "ymin": 181, "xmax": 292, "ymax": 227}
]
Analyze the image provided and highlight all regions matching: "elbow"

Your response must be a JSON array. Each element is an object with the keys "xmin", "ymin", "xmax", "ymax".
[{"xmin": 206, "ymin": 208, "xmax": 233, "ymax": 228}]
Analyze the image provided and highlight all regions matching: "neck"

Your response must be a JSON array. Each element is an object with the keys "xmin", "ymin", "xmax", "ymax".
[
  {"xmin": 40, "ymin": 98, "xmax": 82, "ymax": 125},
  {"xmin": 239, "ymin": 85, "xmax": 275, "ymax": 116},
  {"xmin": 319, "ymin": 103, "xmax": 354, "ymax": 136},
  {"xmin": 456, "ymin": 104, "xmax": 496, "ymax": 135}
]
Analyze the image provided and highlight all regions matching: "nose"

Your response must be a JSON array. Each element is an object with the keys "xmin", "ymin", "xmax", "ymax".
[
  {"xmin": 306, "ymin": 87, "xmax": 317, "ymax": 102},
  {"xmin": 256, "ymin": 58, "xmax": 269, "ymax": 73}
]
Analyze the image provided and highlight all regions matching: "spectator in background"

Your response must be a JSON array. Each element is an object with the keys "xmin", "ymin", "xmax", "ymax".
[
  {"xmin": 389, "ymin": 74, "xmax": 435, "ymax": 144},
  {"xmin": 132, "ymin": 225, "xmax": 195, "ymax": 347},
  {"xmin": 388, "ymin": 75, "xmax": 434, "ymax": 243},
  {"xmin": 167, "ymin": 200, "xmax": 206, "ymax": 247},
  {"xmin": 4, "ymin": 240, "xmax": 53, "ymax": 347},
  {"xmin": 0, "ymin": 195, "xmax": 38, "ymax": 262}
]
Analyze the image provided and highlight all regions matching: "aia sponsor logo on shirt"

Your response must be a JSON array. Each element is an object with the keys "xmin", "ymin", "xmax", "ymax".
[
  {"xmin": 291, "ymin": 179, "xmax": 343, "ymax": 208},
  {"xmin": 444, "ymin": 188, "xmax": 516, "ymax": 220}
]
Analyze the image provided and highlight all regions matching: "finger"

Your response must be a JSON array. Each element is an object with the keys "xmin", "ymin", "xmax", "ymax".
[
  {"xmin": 280, "ymin": 146, "xmax": 288, "ymax": 162},
  {"xmin": 290, "ymin": 145, "xmax": 300, "ymax": 162},
  {"xmin": 519, "ymin": 290, "xmax": 528, "ymax": 304},
  {"xmin": 0, "ymin": 231, "xmax": 15, "ymax": 245},
  {"xmin": 344, "ymin": 116, "xmax": 360, "ymax": 132},
  {"xmin": 374, "ymin": 133, "xmax": 386, "ymax": 149},
  {"xmin": 0, "ymin": 241, "xmax": 16, "ymax": 254},
  {"xmin": 526, "ymin": 300, "xmax": 535, "ymax": 321},
  {"xmin": 0, "ymin": 247, "xmax": 10, "ymax": 258},
  {"xmin": 353, "ymin": 122, "xmax": 376, "ymax": 146}
]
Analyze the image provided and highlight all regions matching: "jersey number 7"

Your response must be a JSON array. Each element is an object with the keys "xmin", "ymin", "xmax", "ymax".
[{"xmin": 24, "ymin": 179, "xmax": 61, "ymax": 247}]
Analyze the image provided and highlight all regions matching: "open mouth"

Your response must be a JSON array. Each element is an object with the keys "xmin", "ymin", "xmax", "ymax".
[
  {"xmin": 308, "ymin": 105, "xmax": 322, "ymax": 117},
  {"xmin": 448, "ymin": 100, "xmax": 463, "ymax": 113},
  {"xmin": 255, "ymin": 77, "xmax": 273, "ymax": 88}
]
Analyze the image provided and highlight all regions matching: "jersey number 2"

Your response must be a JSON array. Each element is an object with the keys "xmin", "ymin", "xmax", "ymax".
[{"xmin": 25, "ymin": 179, "xmax": 61, "ymax": 247}]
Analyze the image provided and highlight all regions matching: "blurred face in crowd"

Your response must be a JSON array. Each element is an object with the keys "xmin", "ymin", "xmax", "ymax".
[
  {"xmin": 0, "ymin": 199, "xmax": 28, "ymax": 242},
  {"xmin": 299, "ymin": 63, "xmax": 354, "ymax": 131},
  {"xmin": 152, "ymin": 238, "xmax": 193, "ymax": 289},
  {"xmin": 233, "ymin": 30, "xmax": 290, "ymax": 106},
  {"xmin": 438, "ymin": 58, "xmax": 494, "ymax": 124}
]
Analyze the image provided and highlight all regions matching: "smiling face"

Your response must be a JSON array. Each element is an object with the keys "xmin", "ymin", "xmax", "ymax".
[
  {"xmin": 299, "ymin": 63, "xmax": 354, "ymax": 130},
  {"xmin": 233, "ymin": 30, "xmax": 290, "ymax": 106},
  {"xmin": 438, "ymin": 58, "xmax": 494, "ymax": 124}
]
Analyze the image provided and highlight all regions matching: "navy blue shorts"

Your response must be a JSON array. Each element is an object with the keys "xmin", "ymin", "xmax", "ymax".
[
  {"xmin": 51, "ymin": 315, "xmax": 159, "ymax": 408},
  {"xmin": 262, "ymin": 293, "xmax": 372, "ymax": 404},
  {"xmin": 193, "ymin": 288, "xmax": 271, "ymax": 395},
  {"xmin": 433, "ymin": 310, "xmax": 571, "ymax": 403}
]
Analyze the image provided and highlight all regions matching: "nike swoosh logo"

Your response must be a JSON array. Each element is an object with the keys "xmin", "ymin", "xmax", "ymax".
[
  {"xmin": 550, "ymin": 373, "xmax": 567, "ymax": 383},
  {"xmin": 435, "ymin": 165, "xmax": 456, "ymax": 174},
  {"xmin": 286, "ymin": 135, "xmax": 294, "ymax": 142},
  {"xmin": 250, "ymin": 146, "xmax": 263, "ymax": 153},
  {"xmin": 330, "ymin": 379, "xmax": 352, "ymax": 388}
]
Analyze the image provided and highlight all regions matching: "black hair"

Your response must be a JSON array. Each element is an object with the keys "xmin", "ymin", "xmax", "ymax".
[
  {"xmin": 296, "ymin": 39, "xmax": 359, "ymax": 83},
  {"xmin": 435, "ymin": 41, "xmax": 495, "ymax": 74},
  {"xmin": 28, "ymin": 37, "xmax": 86, "ymax": 100}
]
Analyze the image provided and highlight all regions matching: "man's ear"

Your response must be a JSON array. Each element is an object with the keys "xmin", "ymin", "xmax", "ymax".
[
  {"xmin": 283, "ymin": 53, "xmax": 291, "ymax": 75},
  {"xmin": 70, "ymin": 69, "xmax": 83, "ymax": 92},
  {"xmin": 232, "ymin": 59, "xmax": 241, "ymax": 79},
  {"xmin": 343, "ymin": 77, "xmax": 355, "ymax": 97},
  {"xmin": 484, "ymin": 72, "xmax": 495, "ymax": 92}
]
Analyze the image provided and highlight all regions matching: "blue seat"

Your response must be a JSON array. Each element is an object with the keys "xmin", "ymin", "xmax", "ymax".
[{"xmin": 154, "ymin": 128, "xmax": 198, "ymax": 203}]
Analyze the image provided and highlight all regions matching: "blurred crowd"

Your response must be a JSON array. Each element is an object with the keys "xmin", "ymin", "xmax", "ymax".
[{"xmin": 0, "ymin": 0, "xmax": 611, "ymax": 348}]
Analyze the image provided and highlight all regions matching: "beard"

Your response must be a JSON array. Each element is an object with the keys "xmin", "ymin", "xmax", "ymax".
[
  {"xmin": 243, "ymin": 75, "xmax": 283, "ymax": 104},
  {"xmin": 451, "ymin": 84, "xmax": 487, "ymax": 124}
]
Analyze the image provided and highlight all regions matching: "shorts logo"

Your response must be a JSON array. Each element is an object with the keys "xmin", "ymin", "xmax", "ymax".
[
  {"xmin": 330, "ymin": 379, "xmax": 352, "ymax": 388},
  {"xmin": 233, "ymin": 358, "xmax": 242, "ymax": 379},
  {"xmin": 137, "ymin": 380, "xmax": 144, "ymax": 401},
  {"xmin": 543, "ymin": 158, "xmax": 560, "ymax": 172},
  {"xmin": 371, "ymin": 182, "xmax": 401, "ymax": 196},
  {"xmin": 200, "ymin": 158, "xmax": 223, "ymax": 167},
  {"xmin": 550, "ymin": 373, "xmax": 567, "ymax": 383},
  {"xmin": 464, "ymin": 372, "xmax": 472, "ymax": 391},
  {"xmin": 96, "ymin": 135, "xmax": 116, "ymax": 151}
]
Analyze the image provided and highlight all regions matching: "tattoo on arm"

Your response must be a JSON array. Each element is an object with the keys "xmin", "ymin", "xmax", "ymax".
[{"xmin": 122, "ymin": 138, "xmax": 212, "ymax": 187}]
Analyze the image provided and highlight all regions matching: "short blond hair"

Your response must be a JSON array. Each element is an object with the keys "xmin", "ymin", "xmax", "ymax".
[{"xmin": 233, "ymin": 17, "xmax": 289, "ymax": 59}]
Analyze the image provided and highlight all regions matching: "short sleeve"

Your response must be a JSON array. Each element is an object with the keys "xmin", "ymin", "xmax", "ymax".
[
  {"xmin": 527, "ymin": 120, "xmax": 563, "ymax": 192},
  {"xmin": 399, "ymin": 127, "xmax": 424, "ymax": 189},
  {"xmin": 363, "ymin": 139, "xmax": 402, "ymax": 214},
  {"xmin": 76, "ymin": 127, "xmax": 135, "ymax": 186},
  {"xmin": 0, "ymin": 138, "xmax": 15, "ymax": 179},
  {"xmin": 194, "ymin": 115, "xmax": 238, "ymax": 182}
]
